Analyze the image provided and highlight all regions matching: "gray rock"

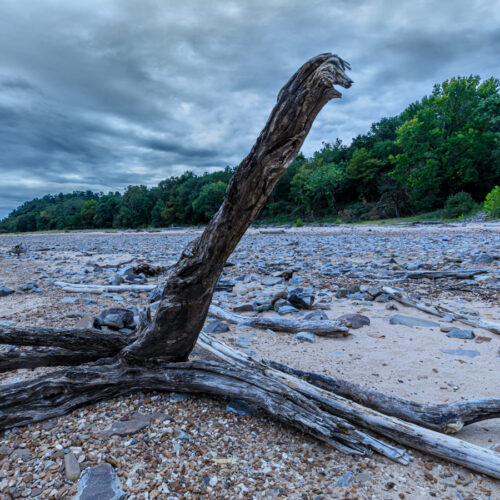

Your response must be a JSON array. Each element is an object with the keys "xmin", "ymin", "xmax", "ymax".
[
  {"xmin": 61, "ymin": 297, "xmax": 79, "ymax": 304},
  {"xmin": 441, "ymin": 348, "xmax": 480, "ymax": 358},
  {"xmin": 235, "ymin": 334, "xmax": 255, "ymax": 348},
  {"xmin": 261, "ymin": 276, "xmax": 283, "ymax": 286},
  {"xmin": 252, "ymin": 300, "xmax": 273, "ymax": 312},
  {"xmin": 304, "ymin": 310, "xmax": 328, "ymax": 321},
  {"xmin": 273, "ymin": 298, "xmax": 290, "ymax": 311},
  {"xmin": 64, "ymin": 452, "xmax": 81, "ymax": 481},
  {"xmin": 338, "ymin": 314, "xmax": 370, "ymax": 329},
  {"xmin": 447, "ymin": 329, "xmax": 475, "ymax": 339},
  {"xmin": 233, "ymin": 303, "xmax": 254, "ymax": 312},
  {"xmin": 471, "ymin": 253, "xmax": 494, "ymax": 264},
  {"xmin": 336, "ymin": 471, "xmax": 353, "ymax": 487},
  {"xmin": 389, "ymin": 314, "xmax": 440, "ymax": 328},
  {"xmin": 81, "ymin": 297, "xmax": 97, "ymax": 305},
  {"xmin": 148, "ymin": 287, "xmax": 162, "ymax": 303},
  {"xmin": 440, "ymin": 324, "xmax": 455, "ymax": 332},
  {"xmin": 288, "ymin": 288, "xmax": 315, "ymax": 309},
  {"xmin": 294, "ymin": 331, "xmax": 316, "ymax": 343},
  {"xmin": 277, "ymin": 304, "xmax": 299, "ymax": 315},
  {"xmin": 335, "ymin": 288, "xmax": 348, "ymax": 299},
  {"xmin": 18, "ymin": 282, "xmax": 37, "ymax": 292},
  {"xmin": 10, "ymin": 448, "xmax": 31, "ymax": 462},
  {"xmin": 374, "ymin": 293, "xmax": 390, "ymax": 303},
  {"xmin": 226, "ymin": 399, "xmax": 255, "ymax": 416},
  {"xmin": 0, "ymin": 286, "xmax": 15, "ymax": 297},
  {"xmin": 385, "ymin": 302, "xmax": 398, "ymax": 310},
  {"xmin": 367, "ymin": 286, "xmax": 382, "ymax": 297},
  {"xmin": 111, "ymin": 274, "xmax": 123, "ymax": 286},
  {"xmin": 98, "ymin": 412, "xmax": 165, "ymax": 438},
  {"xmin": 75, "ymin": 463, "xmax": 125, "ymax": 500},
  {"xmin": 204, "ymin": 321, "xmax": 230, "ymax": 334},
  {"xmin": 96, "ymin": 308, "xmax": 135, "ymax": 330},
  {"xmin": 356, "ymin": 472, "xmax": 371, "ymax": 483}
]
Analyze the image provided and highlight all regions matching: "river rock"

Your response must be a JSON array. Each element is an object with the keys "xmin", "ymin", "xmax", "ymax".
[
  {"xmin": 75, "ymin": 463, "xmax": 125, "ymax": 500},
  {"xmin": 294, "ymin": 331, "xmax": 316, "ymax": 343},
  {"xmin": 64, "ymin": 452, "xmax": 81, "ymax": 481},
  {"xmin": 389, "ymin": 314, "xmax": 439, "ymax": 328},
  {"xmin": 204, "ymin": 321, "xmax": 230, "ymax": 334},
  {"xmin": 0, "ymin": 286, "xmax": 15, "ymax": 297},
  {"xmin": 447, "ymin": 328, "xmax": 475, "ymax": 339},
  {"xmin": 338, "ymin": 313, "xmax": 370, "ymax": 329}
]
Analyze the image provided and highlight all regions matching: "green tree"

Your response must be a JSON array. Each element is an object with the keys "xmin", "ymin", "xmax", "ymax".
[
  {"xmin": 391, "ymin": 76, "xmax": 500, "ymax": 210},
  {"xmin": 347, "ymin": 148, "xmax": 381, "ymax": 201},
  {"xmin": 192, "ymin": 181, "xmax": 227, "ymax": 221},
  {"xmin": 80, "ymin": 200, "xmax": 98, "ymax": 228}
]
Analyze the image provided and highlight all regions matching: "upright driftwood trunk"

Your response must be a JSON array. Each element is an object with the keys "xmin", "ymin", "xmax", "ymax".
[
  {"xmin": 122, "ymin": 54, "xmax": 353, "ymax": 362},
  {"xmin": 2, "ymin": 54, "xmax": 500, "ymax": 480}
]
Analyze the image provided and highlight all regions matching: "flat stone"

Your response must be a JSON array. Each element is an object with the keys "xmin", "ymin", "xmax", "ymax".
[
  {"xmin": 471, "ymin": 253, "xmax": 494, "ymax": 264},
  {"xmin": 261, "ymin": 276, "xmax": 283, "ymax": 286},
  {"xmin": 203, "ymin": 321, "xmax": 230, "ymax": 334},
  {"xmin": 64, "ymin": 452, "xmax": 81, "ymax": 481},
  {"xmin": 61, "ymin": 297, "xmax": 79, "ymax": 304},
  {"xmin": 356, "ymin": 472, "xmax": 371, "ymax": 483},
  {"xmin": 441, "ymin": 348, "xmax": 480, "ymax": 358},
  {"xmin": 389, "ymin": 314, "xmax": 439, "ymax": 328},
  {"xmin": 288, "ymin": 289, "xmax": 315, "ymax": 309},
  {"xmin": 233, "ymin": 303, "xmax": 254, "ymax": 312},
  {"xmin": 447, "ymin": 329, "xmax": 475, "ymax": 339},
  {"xmin": 0, "ymin": 286, "xmax": 15, "ymax": 297},
  {"xmin": 74, "ymin": 315, "xmax": 96, "ymax": 329},
  {"xmin": 277, "ymin": 304, "xmax": 299, "ymax": 315},
  {"xmin": 337, "ymin": 313, "xmax": 370, "ymax": 329},
  {"xmin": 75, "ymin": 463, "xmax": 125, "ymax": 500},
  {"xmin": 304, "ymin": 310, "xmax": 328, "ymax": 321},
  {"xmin": 98, "ymin": 412, "xmax": 165, "ymax": 438},
  {"xmin": 440, "ymin": 324, "xmax": 455, "ymax": 332},
  {"xmin": 293, "ymin": 331, "xmax": 316, "ymax": 343},
  {"xmin": 226, "ymin": 399, "xmax": 255, "ymax": 416},
  {"xmin": 336, "ymin": 471, "xmax": 353, "ymax": 487}
]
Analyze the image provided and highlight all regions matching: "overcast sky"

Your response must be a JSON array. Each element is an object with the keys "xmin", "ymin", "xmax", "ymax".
[{"xmin": 1, "ymin": 0, "xmax": 499, "ymax": 218}]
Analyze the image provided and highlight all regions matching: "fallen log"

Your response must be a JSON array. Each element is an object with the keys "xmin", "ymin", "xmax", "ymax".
[
  {"xmin": 267, "ymin": 360, "xmax": 500, "ymax": 433},
  {"xmin": 0, "ymin": 325, "xmax": 128, "ymax": 353},
  {"xmin": 382, "ymin": 286, "xmax": 500, "ymax": 334},
  {"xmin": 404, "ymin": 268, "xmax": 488, "ymax": 280},
  {"xmin": 197, "ymin": 333, "xmax": 500, "ymax": 479},
  {"xmin": 54, "ymin": 282, "xmax": 156, "ymax": 293},
  {"xmin": 0, "ymin": 348, "xmax": 103, "ymax": 372},
  {"xmin": 208, "ymin": 305, "xmax": 349, "ymax": 335}
]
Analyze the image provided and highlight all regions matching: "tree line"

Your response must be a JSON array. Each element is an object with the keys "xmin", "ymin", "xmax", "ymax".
[{"xmin": 1, "ymin": 74, "xmax": 499, "ymax": 233}]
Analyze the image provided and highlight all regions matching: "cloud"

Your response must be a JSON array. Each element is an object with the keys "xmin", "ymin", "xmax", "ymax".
[{"xmin": 0, "ymin": 0, "xmax": 499, "ymax": 218}]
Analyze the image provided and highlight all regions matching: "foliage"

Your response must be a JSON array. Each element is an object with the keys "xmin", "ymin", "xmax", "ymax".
[
  {"xmin": 1, "ymin": 74, "xmax": 499, "ymax": 233},
  {"xmin": 484, "ymin": 185, "xmax": 500, "ymax": 218},
  {"xmin": 444, "ymin": 192, "xmax": 477, "ymax": 218},
  {"xmin": 294, "ymin": 218, "xmax": 304, "ymax": 227}
]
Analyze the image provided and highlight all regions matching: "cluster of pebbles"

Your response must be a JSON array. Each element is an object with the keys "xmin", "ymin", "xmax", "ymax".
[{"xmin": 0, "ymin": 223, "xmax": 499, "ymax": 498}]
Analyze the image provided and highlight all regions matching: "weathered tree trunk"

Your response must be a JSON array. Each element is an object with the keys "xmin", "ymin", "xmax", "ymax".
[
  {"xmin": 2, "ymin": 54, "xmax": 500, "ymax": 480},
  {"xmin": 122, "ymin": 53, "xmax": 353, "ymax": 363}
]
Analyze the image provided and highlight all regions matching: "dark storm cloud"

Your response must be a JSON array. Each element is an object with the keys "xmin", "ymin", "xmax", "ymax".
[{"xmin": 1, "ymin": 0, "xmax": 499, "ymax": 218}]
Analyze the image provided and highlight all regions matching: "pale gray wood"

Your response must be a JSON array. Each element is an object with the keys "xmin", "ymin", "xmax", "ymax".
[{"xmin": 208, "ymin": 305, "xmax": 349, "ymax": 335}]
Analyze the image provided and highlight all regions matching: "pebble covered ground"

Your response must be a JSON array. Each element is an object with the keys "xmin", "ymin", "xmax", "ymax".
[{"xmin": 0, "ymin": 222, "xmax": 499, "ymax": 499}]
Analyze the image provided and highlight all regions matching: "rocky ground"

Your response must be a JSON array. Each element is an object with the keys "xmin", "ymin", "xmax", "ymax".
[{"xmin": 0, "ymin": 222, "xmax": 499, "ymax": 499}]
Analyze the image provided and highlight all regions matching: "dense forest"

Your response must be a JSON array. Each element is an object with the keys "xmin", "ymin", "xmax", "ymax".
[{"xmin": 2, "ymin": 75, "xmax": 499, "ymax": 233}]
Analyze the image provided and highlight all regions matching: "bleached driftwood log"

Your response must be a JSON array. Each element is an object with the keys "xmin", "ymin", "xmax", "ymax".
[
  {"xmin": 208, "ymin": 305, "xmax": 349, "ymax": 335},
  {"xmin": 382, "ymin": 286, "xmax": 500, "ymax": 334}
]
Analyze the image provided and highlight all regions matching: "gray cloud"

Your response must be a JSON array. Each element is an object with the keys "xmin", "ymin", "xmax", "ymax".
[{"xmin": 1, "ymin": 0, "xmax": 499, "ymax": 218}]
